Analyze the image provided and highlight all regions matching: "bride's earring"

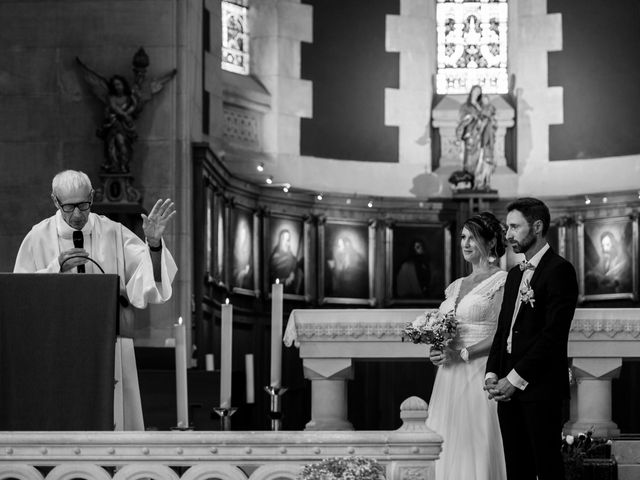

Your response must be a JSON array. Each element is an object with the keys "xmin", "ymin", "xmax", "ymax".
[{"xmin": 487, "ymin": 246, "xmax": 497, "ymax": 264}]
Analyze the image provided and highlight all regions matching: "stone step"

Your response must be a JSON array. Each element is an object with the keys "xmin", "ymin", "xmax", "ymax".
[{"xmin": 612, "ymin": 437, "xmax": 640, "ymax": 480}]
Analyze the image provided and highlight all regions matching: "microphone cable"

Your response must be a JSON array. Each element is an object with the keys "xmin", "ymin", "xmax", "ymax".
[{"xmin": 59, "ymin": 255, "xmax": 106, "ymax": 274}]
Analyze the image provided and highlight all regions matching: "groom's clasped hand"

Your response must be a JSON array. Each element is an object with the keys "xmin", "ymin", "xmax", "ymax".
[{"xmin": 483, "ymin": 377, "xmax": 516, "ymax": 402}]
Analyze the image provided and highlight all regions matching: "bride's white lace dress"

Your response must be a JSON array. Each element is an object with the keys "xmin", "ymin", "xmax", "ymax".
[{"xmin": 426, "ymin": 270, "xmax": 508, "ymax": 480}]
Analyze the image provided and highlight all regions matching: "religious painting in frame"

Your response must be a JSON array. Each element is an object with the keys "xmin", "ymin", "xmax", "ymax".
[
  {"xmin": 229, "ymin": 205, "xmax": 260, "ymax": 296},
  {"xmin": 204, "ymin": 185, "xmax": 215, "ymax": 284},
  {"xmin": 211, "ymin": 192, "xmax": 227, "ymax": 288},
  {"xmin": 263, "ymin": 212, "xmax": 311, "ymax": 301},
  {"xmin": 318, "ymin": 217, "xmax": 376, "ymax": 305},
  {"xmin": 577, "ymin": 215, "xmax": 638, "ymax": 302},
  {"xmin": 385, "ymin": 221, "xmax": 451, "ymax": 305}
]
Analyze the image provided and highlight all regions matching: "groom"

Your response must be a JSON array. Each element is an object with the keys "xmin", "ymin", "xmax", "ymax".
[{"xmin": 485, "ymin": 198, "xmax": 578, "ymax": 480}]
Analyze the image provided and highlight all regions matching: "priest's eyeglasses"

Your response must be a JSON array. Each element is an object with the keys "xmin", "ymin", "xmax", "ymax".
[{"xmin": 55, "ymin": 197, "xmax": 92, "ymax": 213}]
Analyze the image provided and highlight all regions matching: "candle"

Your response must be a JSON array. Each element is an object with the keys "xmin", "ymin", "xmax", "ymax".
[
  {"xmin": 245, "ymin": 354, "xmax": 255, "ymax": 404},
  {"xmin": 270, "ymin": 281, "xmax": 284, "ymax": 388},
  {"xmin": 174, "ymin": 316, "xmax": 189, "ymax": 428},
  {"xmin": 220, "ymin": 299, "xmax": 233, "ymax": 408},
  {"xmin": 205, "ymin": 353, "xmax": 214, "ymax": 372}
]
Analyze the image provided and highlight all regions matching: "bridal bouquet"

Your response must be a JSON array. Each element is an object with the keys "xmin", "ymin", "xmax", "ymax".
[{"xmin": 402, "ymin": 310, "xmax": 458, "ymax": 350}]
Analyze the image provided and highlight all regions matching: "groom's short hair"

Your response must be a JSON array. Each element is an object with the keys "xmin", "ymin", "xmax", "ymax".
[{"xmin": 507, "ymin": 197, "xmax": 551, "ymax": 236}]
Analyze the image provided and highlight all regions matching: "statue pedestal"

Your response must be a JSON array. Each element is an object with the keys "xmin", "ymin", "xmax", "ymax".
[
  {"xmin": 94, "ymin": 173, "xmax": 142, "ymax": 205},
  {"xmin": 93, "ymin": 173, "xmax": 145, "ymax": 237}
]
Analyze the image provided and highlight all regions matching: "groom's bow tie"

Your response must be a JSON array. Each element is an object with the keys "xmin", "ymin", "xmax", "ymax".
[{"xmin": 519, "ymin": 260, "xmax": 535, "ymax": 271}]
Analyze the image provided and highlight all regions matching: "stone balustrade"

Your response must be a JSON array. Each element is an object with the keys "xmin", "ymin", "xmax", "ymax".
[
  {"xmin": 284, "ymin": 308, "xmax": 640, "ymax": 436},
  {"xmin": 0, "ymin": 397, "xmax": 441, "ymax": 480}
]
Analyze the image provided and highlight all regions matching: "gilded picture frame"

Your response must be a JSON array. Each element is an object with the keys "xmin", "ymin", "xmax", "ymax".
[
  {"xmin": 229, "ymin": 205, "xmax": 261, "ymax": 297},
  {"xmin": 577, "ymin": 215, "xmax": 638, "ymax": 302},
  {"xmin": 263, "ymin": 212, "xmax": 312, "ymax": 302},
  {"xmin": 385, "ymin": 221, "xmax": 452, "ymax": 305},
  {"xmin": 318, "ymin": 217, "xmax": 376, "ymax": 306}
]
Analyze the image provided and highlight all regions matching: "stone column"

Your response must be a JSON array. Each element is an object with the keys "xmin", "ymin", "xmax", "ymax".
[
  {"xmin": 302, "ymin": 358, "xmax": 354, "ymax": 430},
  {"xmin": 564, "ymin": 357, "xmax": 622, "ymax": 437}
]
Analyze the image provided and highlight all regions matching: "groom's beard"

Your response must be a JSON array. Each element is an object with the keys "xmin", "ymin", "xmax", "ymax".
[{"xmin": 510, "ymin": 232, "xmax": 536, "ymax": 254}]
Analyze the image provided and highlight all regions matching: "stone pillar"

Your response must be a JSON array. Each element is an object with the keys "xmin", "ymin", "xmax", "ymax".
[
  {"xmin": 302, "ymin": 358, "xmax": 354, "ymax": 430},
  {"xmin": 564, "ymin": 357, "xmax": 622, "ymax": 437}
]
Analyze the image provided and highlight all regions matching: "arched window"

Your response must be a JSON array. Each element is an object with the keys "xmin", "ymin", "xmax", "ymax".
[
  {"xmin": 436, "ymin": 0, "xmax": 508, "ymax": 94},
  {"xmin": 221, "ymin": 0, "xmax": 250, "ymax": 75}
]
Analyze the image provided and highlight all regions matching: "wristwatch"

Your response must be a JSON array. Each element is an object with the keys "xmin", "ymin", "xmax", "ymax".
[{"xmin": 460, "ymin": 347, "xmax": 470, "ymax": 363}]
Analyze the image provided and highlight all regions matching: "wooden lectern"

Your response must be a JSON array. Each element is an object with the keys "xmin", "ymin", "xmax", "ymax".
[{"xmin": 0, "ymin": 273, "xmax": 118, "ymax": 430}]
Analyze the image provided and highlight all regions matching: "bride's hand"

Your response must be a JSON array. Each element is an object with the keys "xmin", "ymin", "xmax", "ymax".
[
  {"xmin": 429, "ymin": 348, "xmax": 443, "ymax": 365},
  {"xmin": 430, "ymin": 346, "xmax": 459, "ymax": 366}
]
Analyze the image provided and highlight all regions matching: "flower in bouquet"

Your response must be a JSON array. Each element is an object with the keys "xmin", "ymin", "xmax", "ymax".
[
  {"xmin": 401, "ymin": 310, "xmax": 457, "ymax": 350},
  {"xmin": 299, "ymin": 456, "xmax": 385, "ymax": 480}
]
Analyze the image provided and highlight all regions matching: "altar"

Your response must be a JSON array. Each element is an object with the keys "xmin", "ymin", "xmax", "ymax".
[{"xmin": 284, "ymin": 308, "xmax": 640, "ymax": 435}]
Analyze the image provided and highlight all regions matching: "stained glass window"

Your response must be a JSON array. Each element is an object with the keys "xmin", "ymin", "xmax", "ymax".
[
  {"xmin": 221, "ymin": 0, "xmax": 249, "ymax": 75},
  {"xmin": 436, "ymin": 0, "xmax": 508, "ymax": 94}
]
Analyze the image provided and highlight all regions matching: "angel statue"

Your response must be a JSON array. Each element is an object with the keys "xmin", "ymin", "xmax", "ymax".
[{"xmin": 76, "ymin": 48, "xmax": 177, "ymax": 173}]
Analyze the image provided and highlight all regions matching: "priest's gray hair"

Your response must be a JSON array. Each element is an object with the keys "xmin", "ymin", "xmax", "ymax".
[{"xmin": 51, "ymin": 170, "xmax": 93, "ymax": 196}]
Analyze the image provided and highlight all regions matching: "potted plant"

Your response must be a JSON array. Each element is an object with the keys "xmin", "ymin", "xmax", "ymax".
[{"xmin": 562, "ymin": 429, "xmax": 617, "ymax": 480}]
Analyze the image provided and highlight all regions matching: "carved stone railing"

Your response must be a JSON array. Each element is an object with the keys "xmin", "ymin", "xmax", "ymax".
[
  {"xmin": 285, "ymin": 308, "xmax": 640, "ymax": 436},
  {"xmin": 0, "ymin": 397, "xmax": 441, "ymax": 480}
]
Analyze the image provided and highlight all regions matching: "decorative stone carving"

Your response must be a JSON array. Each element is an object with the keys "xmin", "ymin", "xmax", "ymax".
[{"xmin": 397, "ymin": 397, "xmax": 431, "ymax": 432}]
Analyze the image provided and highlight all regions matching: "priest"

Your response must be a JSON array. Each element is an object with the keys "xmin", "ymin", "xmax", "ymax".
[{"xmin": 14, "ymin": 169, "xmax": 178, "ymax": 430}]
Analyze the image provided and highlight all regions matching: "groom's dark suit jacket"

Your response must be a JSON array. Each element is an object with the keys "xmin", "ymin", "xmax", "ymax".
[{"xmin": 486, "ymin": 248, "xmax": 578, "ymax": 402}]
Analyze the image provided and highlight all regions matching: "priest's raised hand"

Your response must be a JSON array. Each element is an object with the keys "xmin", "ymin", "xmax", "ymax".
[{"xmin": 141, "ymin": 198, "xmax": 177, "ymax": 249}]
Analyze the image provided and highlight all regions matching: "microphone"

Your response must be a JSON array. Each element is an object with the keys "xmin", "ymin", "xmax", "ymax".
[{"xmin": 72, "ymin": 230, "xmax": 85, "ymax": 273}]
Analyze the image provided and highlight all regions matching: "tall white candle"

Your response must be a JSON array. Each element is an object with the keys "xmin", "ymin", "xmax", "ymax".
[
  {"xmin": 220, "ymin": 299, "xmax": 233, "ymax": 408},
  {"xmin": 245, "ymin": 353, "xmax": 255, "ymax": 404},
  {"xmin": 205, "ymin": 353, "xmax": 214, "ymax": 372},
  {"xmin": 270, "ymin": 281, "xmax": 284, "ymax": 388},
  {"xmin": 174, "ymin": 316, "xmax": 189, "ymax": 428}
]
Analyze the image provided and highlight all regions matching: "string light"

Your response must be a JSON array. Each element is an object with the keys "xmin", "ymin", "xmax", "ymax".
[
  {"xmin": 584, "ymin": 195, "xmax": 591, "ymax": 205},
  {"xmin": 602, "ymin": 197, "xmax": 608, "ymax": 204},
  {"xmin": 256, "ymin": 162, "xmax": 264, "ymax": 172},
  {"xmin": 266, "ymin": 176, "xmax": 273, "ymax": 185},
  {"xmin": 346, "ymin": 198, "xmax": 352, "ymax": 205},
  {"xmin": 367, "ymin": 200, "xmax": 373, "ymax": 208},
  {"xmin": 316, "ymin": 193, "xmax": 323, "ymax": 201}
]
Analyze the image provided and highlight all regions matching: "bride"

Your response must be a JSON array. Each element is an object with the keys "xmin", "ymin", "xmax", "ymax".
[{"xmin": 426, "ymin": 212, "xmax": 507, "ymax": 480}]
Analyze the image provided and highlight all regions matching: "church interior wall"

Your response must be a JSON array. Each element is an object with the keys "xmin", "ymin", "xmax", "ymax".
[{"xmin": 0, "ymin": 0, "xmax": 639, "ymax": 433}]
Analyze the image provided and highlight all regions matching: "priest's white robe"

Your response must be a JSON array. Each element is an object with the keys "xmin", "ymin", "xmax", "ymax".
[{"xmin": 14, "ymin": 210, "xmax": 178, "ymax": 430}]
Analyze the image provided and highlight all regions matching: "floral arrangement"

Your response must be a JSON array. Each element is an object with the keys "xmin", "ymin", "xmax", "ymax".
[
  {"xmin": 298, "ymin": 456, "xmax": 385, "ymax": 480},
  {"xmin": 519, "ymin": 279, "xmax": 535, "ymax": 308},
  {"xmin": 401, "ymin": 310, "xmax": 458, "ymax": 350},
  {"xmin": 561, "ymin": 429, "xmax": 612, "ymax": 480}
]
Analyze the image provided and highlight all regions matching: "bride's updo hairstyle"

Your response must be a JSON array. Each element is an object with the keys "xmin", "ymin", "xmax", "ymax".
[{"xmin": 463, "ymin": 212, "xmax": 506, "ymax": 262}]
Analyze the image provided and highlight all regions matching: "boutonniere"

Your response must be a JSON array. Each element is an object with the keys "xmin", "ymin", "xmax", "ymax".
[{"xmin": 519, "ymin": 280, "xmax": 535, "ymax": 308}]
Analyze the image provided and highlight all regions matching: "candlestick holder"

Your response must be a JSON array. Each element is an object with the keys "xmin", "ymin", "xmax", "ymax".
[
  {"xmin": 170, "ymin": 423, "xmax": 193, "ymax": 431},
  {"xmin": 264, "ymin": 386, "xmax": 288, "ymax": 431},
  {"xmin": 212, "ymin": 406, "xmax": 237, "ymax": 431}
]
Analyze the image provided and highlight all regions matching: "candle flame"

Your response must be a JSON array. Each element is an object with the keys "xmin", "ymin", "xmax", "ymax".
[
  {"xmin": 275, "ymin": 278, "xmax": 280, "ymax": 284},
  {"xmin": 225, "ymin": 298, "xmax": 230, "ymax": 305}
]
